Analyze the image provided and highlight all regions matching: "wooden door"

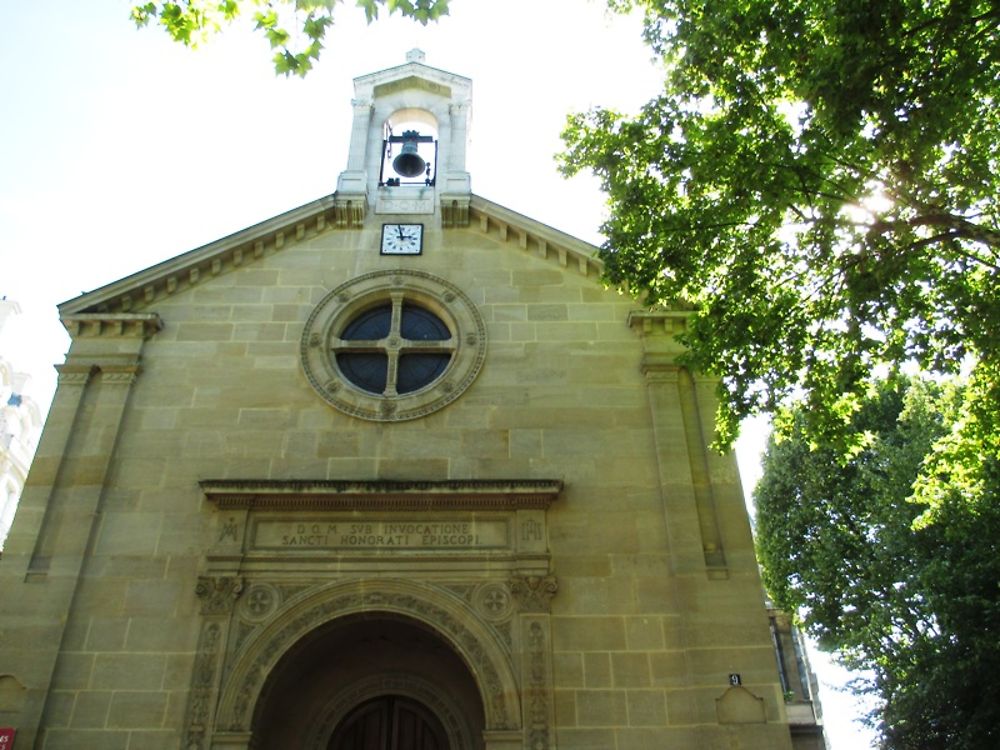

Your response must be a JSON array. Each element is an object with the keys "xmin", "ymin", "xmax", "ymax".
[{"xmin": 329, "ymin": 695, "xmax": 448, "ymax": 750}]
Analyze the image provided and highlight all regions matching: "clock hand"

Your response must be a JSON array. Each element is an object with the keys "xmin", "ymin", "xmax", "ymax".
[{"xmin": 397, "ymin": 225, "xmax": 405, "ymax": 239}]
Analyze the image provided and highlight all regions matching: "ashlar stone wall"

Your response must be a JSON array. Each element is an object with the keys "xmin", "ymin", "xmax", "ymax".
[{"xmin": 0, "ymin": 203, "xmax": 794, "ymax": 749}]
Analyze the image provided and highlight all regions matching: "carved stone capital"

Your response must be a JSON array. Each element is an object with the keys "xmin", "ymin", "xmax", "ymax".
[
  {"xmin": 99, "ymin": 365, "xmax": 142, "ymax": 386},
  {"xmin": 332, "ymin": 195, "xmax": 367, "ymax": 228},
  {"xmin": 509, "ymin": 575, "xmax": 557, "ymax": 613},
  {"xmin": 56, "ymin": 357, "xmax": 143, "ymax": 386},
  {"xmin": 196, "ymin": 576, "xmax": 244, "ymax": 615},
  {"xmin": 55, "ymin": 364, "xmax": 94, "ymax": 386},
  {"xmin": 440, "ymin": 194, "xmax": 470, "ymax": 228}
]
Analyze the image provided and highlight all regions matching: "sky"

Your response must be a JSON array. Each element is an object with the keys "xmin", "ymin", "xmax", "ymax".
[{"xmin": 0, "ymin": 1, "xmax": 875, "ymax": 747}]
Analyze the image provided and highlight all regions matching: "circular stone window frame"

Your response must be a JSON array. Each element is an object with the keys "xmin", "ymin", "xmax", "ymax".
[{"xmin": 301, "ymin": 270, "xmax": 486, "ymax": 421}]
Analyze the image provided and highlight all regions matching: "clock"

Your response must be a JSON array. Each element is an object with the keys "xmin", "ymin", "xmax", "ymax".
[{"xmin": 380, "ymin": 223, "xmax": 424, "ymax": 255}]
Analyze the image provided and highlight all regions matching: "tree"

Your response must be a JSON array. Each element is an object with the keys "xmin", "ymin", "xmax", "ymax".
[
  {"xmin": 131, "ymin": 0, "xmax": 450, "ymax": 76},
  {"xmin": 560, "ymin": 0, "xmax": 1000, "ymax": 452},
  {"xmin": 755, "ymin": 378, "xmax": 1000, "ymax": 749},
  {"xmin": 562, "ymin": 4, "xmax": 1000, "ymax": 744}
]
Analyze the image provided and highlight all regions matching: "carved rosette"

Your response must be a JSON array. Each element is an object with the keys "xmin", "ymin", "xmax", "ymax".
[
  {"xmin": 240, "ymin": 583, "xmax": 280, "ymax": 622},
  {"xmin": 509, "ymin": 575, "xmax": 558, "ymax": 613},
  {"xmin": 196, "ymin": 576, "xmax": 244, "ymax": 615},
  {"xmin": 473, "ymin": 582, "xmax": 514, "ymax": 623}
]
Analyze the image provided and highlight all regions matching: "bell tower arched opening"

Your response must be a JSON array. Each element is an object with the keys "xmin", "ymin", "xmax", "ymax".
[
  {"xmin": 251, "ymin": 613, "xmax": 485, "ymax": 750},
  {"xmin": 381, "ymin": 109, "xmax": 439, "ymax": 187}
]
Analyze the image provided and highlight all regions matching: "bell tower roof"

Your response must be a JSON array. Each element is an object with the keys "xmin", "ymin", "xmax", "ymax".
[{"xmin": 335, "ymin": 51, "xmax": 472, "ymax": 222}]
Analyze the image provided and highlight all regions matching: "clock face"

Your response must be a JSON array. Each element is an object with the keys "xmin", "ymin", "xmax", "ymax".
[{"xmin": 381, "ymin": 223, "xmax": 423, "ymax": 255}]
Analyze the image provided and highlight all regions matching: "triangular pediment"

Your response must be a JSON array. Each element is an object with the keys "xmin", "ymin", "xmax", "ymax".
[
  {"xmin": 58, "ymin": 194, "xmax": 607, "ymax": 324},
  {"xmin": 358, "ymin": 57, "xmax": 470, "ymax": 102}
]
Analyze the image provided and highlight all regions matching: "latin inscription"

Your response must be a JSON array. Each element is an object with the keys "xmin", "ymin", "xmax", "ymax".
[
  {"xmin": 375, "ymin": 197, "xmax": 435, "ymax": 215},
  {"xmin": 253, "ymin": 519, "xmax": 509, "ymax": 551}
]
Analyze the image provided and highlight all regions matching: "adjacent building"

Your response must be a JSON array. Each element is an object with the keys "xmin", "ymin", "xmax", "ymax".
[{"xmin": 0, "ymin": 299, "xmax": 43, "ymax": 550}]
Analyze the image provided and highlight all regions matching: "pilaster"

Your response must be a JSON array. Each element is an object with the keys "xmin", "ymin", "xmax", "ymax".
[
  {"xmin": 335, "ymin": 96, "xmax": 373, "ymax": 198},
  {"xmin": 190, "ymin": 576, "xmax": 245, "ymax": 750},
  {"xmin": 0, "ymin": 312, "xmax": 160, "ymax": 747},
  {"xmin": 628, "ymin": 311, "xmax": 727, "ymax": 578},
  {"xmin": 511, "ymin": 575, "xmax": 557, "ymax": 750}
]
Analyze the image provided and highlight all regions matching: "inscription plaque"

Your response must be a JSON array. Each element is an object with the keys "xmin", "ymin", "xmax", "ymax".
[
  {"xmin": 375, "ymin": 197, "xmax": 435, "ymax": 214},
  {"xmin": 252, "ymin": 518, "xmax": 510, "ymax": 551}
]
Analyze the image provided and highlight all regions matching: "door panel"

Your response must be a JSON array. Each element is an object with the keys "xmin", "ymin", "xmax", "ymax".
[{"xmin": 330, "ymin": 695, "xmax": 447, "ymax": 750}]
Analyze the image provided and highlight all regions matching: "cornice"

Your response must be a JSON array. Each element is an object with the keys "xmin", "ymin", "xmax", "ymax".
[
  {"xmin": 627, "ymin": 309, "xmax": 694, "ymax": 335},
  {"xmin": 200, "ymin": 479, "xmax": 563, "ymax": 511},
  {"xmin": 60, "ymin": 313, "xmax": 163, "ymax": 340},
  {"xmin": 57, "ymin": 195, "xmax": 344, "ymax": 317},
  {"xmin": 466, "ymin": 196, "xmax": 605, "ymax": 281},
  {"xmin": 355, "ymin": 60, "xmax": 472, "ymax": 95},
  {"xmin": 55, "ymin": 192, "xmax": 611, "ymax": 322}
]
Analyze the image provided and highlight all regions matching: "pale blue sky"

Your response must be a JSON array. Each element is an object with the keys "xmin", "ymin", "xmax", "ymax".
[{"xmin": 0, "ymin": 2, "xmax": 875, "ymax": 746}]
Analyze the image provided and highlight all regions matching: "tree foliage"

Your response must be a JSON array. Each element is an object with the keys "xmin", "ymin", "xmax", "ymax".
[
  {"xmin": 755, "ymin": 378, "xmax": 1000, "ymax": 749},
  {"xmin": 563, "ymin": 4, "xmax": 1000, "ymax": 744},
  {"xmin": 131, "ymin": 0, "xmax": 449, "ymax": 76},
  {"xmin": 561, "ymin": 0, "xmax": 1000, "ymax": 451}
]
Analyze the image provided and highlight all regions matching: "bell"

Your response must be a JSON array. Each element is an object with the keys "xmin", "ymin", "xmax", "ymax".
[{"xmin": 391, "ymin": 130, "xmax": 427, "ymax": 178}]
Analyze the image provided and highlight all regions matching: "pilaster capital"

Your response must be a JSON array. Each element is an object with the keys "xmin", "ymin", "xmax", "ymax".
[
  {"xmin": 509, "ymin": 574, "xmax": 557, "ymax": 613},
  {"xmin": 55, "ymin": 356, "xmax": 144, "ymax": 386},
  {"xmin": 332, "ymin": 193, "xmax": 367, "ymax": 227},
  {"xmin": 55, "ymin": 364, "xmax": 94, "ymax": 386},
  {"xmin": 99, "ymin": 365, "xmax": 141, "ymax": 386},
  {"xmin": 639, "ymin": 356, "xmax": 683, "ymax": 380},
  {"xmin": 440, "ymin": 192, "xmax": 471, "ymax": 228},
  {"xmin": 196, "ymin": 576, "xmax": 245, "ymax": 615}
]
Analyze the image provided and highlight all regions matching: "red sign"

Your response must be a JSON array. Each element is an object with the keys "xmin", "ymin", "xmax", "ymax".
[{"xmin": 0, "ymin": 728, "xmax": 15, "ymax": 748}]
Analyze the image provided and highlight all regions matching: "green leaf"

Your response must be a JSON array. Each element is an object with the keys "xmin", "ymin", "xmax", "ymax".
[{"xmin": 132, "ymin": 0, "xmax": 450, "ymax": 73}]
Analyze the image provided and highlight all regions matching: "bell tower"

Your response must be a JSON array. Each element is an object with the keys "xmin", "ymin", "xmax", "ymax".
[{"xmin": 336, "ymin": 49, "xmax": 472, "ymax": 226}]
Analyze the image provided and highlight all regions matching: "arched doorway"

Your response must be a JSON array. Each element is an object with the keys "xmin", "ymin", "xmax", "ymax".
[
  {"xmin": 329, "ymin": 694, "xmax": 448, "ymax": 750},
  {"xmin": 251, "ymin": 613, "xmax": 485, "ymax": 749}
]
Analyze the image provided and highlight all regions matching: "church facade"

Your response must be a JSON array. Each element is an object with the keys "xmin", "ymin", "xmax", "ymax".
[{"xmin": 0, "ymin": 52, "xmax": 821, "ymax": 749}]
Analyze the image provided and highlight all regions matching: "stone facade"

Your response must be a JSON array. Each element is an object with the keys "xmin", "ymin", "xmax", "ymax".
[{"xmin": 0, "ymin": 53, "xmax": 816, "ymax": 748}]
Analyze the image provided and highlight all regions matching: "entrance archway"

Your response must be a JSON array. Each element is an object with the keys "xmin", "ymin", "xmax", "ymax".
[
  {"xmin": 251, "ymin": 614, "xmax": 484, "ymax": 749},
  {"xmin": 214, "ymin": 578, "xmax": 522, "ymax": 742}
]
